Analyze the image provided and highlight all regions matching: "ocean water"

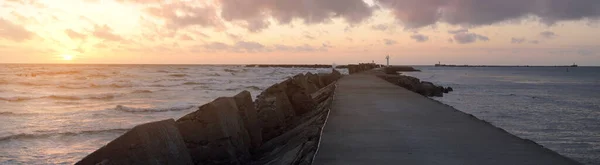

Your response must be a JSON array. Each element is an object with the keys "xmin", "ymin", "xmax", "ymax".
[
  {"xmin": 405, "ymin": 66, "xmax": 600, "ymax": 165},
  {"xmin": 0, "ymin": 64, "xmax": 345, "ymax": 165}
]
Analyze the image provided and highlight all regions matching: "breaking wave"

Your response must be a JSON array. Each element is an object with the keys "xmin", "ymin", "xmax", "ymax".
[
  {"xmin": 114, "ymin": 105, "xmax": 196, "ymax": 113},
  {"xmin": 0, "ymin": 128, "xmax": 130, "ymax": 142}
]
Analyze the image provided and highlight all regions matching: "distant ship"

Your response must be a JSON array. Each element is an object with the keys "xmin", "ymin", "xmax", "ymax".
[{"xmin": 570, "ymin": 63, "xmax": 578, "ymax": 67}]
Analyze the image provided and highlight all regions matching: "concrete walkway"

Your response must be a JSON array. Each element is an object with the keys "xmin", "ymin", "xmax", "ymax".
[{"xmin": 313, "ymin": 73, "xmax": 580, "ymax": 165}]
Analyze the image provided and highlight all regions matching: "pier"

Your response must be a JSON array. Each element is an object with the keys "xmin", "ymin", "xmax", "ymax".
[{"xmin": 313, "ymin": 69, "xmax": 580, "ymax": 165}]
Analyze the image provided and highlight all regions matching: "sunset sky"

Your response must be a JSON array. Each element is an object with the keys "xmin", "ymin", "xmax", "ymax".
[{"xmin": 1, "ymin": 0, "xmax": 599, "ymax": 65}]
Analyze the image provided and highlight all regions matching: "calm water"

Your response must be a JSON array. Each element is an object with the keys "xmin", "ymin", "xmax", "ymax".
[
  {"xmin": 0, "ymin": 64, "xmax": 345, "ymax": 165},
  {"xmin": 405, "ymin": 66, "xmax": 600, "ymax": 165}
]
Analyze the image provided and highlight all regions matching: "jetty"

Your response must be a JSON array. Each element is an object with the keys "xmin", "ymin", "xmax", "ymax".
[
  {"xmin": 75, "ymin": 64, "xmax": 581, "ymax": 165},
  {"xmin": 313, "ymin": 68, "xmax": 580, "ymax": 165}
]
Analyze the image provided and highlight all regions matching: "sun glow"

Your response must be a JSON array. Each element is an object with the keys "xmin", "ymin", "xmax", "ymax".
[{"xmin": 62, "ymin": 54, "xmax": 74, "ymax": 61}]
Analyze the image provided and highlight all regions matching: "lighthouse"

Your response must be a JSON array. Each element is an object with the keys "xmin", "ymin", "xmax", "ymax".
[{"xmin": 385, "ymin": 55, "xmax": 390, "ymax": 67}]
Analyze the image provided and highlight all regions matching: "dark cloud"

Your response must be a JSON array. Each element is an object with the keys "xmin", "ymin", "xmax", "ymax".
[
  {"xmin": 511, "ymin": 37, "xmax": 526, "ymax": 44},
  {"xmin": 452, "ymin": 32, "xmax": 489, "ymax": 44},
  {"xmin": 410, "ymin": 34, "xmax": 429, "ymax": 42},
  {"xmin": 540, "ymin": 31, "xmax": 557, "ymax": 38},
  {"xmin": 219, "ymin": 0, "xmax": 374, "ymax": 32},
  {"xmin": 0, "ymin": 18, "xmax": 34, "ymax": 42},
  {"xmin": 376, "ymin": 0, "xmax": 600, "ymax": 28},
  {"xmin": 384, "ymin": 39, "xmax": 397, "ymax": 45},
  {"xmin": 65, "ymin": 29, "xmax": 86, "ymax": 40},
  {"xmin": 118, "ymin": 0, "xmax": 600, "ymax": 32},
  {"xmin": 371, "ymin": 24, "xmax": 389, "ymax": 31},
  {"xmin": 448, "ymin": 28, "xmax": 469, "ymax": 34}
]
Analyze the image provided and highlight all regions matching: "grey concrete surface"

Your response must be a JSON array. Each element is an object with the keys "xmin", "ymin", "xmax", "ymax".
[{"xmin": 313, "ymin": 73, "xmax": 580, "ymax": 165}]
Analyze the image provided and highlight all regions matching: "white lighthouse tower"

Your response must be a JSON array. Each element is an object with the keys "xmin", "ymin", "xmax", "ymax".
[{"xmin": 385, "ymin": 55, "xmax": 390, "ymax": 67}]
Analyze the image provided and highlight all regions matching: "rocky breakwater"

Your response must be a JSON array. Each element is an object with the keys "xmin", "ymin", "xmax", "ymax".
[
  {"xmin": 76, "ymin": 69, "xmax": 343, "ymax": 165},
  {"xmin": 347, "ymin": 63, "xmax": 383, "ymax": 74},
  {"xmin": 377, "ymin": 68, "xmax": 452, "ymax": 97}
]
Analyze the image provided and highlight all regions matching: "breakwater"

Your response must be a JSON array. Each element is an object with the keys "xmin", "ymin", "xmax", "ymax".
[
  {"xmin": 245, "ymin": 64, "xmax": 348, "ymax": 69},
  {"xmin": 76, "ymin": 69, "xmax": 343, "ymax": 165},
  {"xmin": 346, "ymin": 64, "xmax": 449, "ymax": 97}
]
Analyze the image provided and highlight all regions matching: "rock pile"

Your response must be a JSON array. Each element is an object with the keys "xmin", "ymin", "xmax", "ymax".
[
  {"xmin": 76, "ymin": 69, "xmax": 343, "ymax": 165},
  {"xmin": 347, "ymin": 63, "xmax": 382, "ymax": 74},
  {"xmin": 378, "ymin": 74, "xmax": 453, "ymax": 97}
]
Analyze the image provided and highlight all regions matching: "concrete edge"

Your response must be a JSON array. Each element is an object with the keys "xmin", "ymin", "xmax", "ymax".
[{"xmin": 309, "ymin": 83, "xmax": 337, "ymax": 164}]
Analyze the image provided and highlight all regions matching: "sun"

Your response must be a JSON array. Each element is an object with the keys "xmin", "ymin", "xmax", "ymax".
[{"xmin": 62, "ymin": 54, "xmax": 74, "ymax": 61}]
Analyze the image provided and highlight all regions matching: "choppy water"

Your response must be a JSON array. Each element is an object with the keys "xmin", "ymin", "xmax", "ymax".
[
  {"xmin": 405, "ymin": 66, "xmax": 600, "ymax": 165},
  {"xmin": 0, "ymin": 64, "xmax": 345, "ymax": 165}
]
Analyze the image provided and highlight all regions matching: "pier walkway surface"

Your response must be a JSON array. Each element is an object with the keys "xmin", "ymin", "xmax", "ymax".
[{"xmin": 313, "ymin": 72, "xmax": 580, "ymax": 165}]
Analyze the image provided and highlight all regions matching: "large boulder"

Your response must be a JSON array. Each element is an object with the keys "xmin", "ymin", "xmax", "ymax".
[
  {"xmin": 306, "ymin": 72, "xmax": 325, "ymax": 89},
  {"xmin": 255, "ymin": 83, "xmax": 295, "ymax": 142},
  {"xmin": 176, "ymin": 97, "xmax": 251, "ymax": 165},
  {"xmin": 280, "ymin": 78, "xmax": 316, "ymax": 116},
  {"xmin": 232, "ymin": 91, "xmax": 263, "ymax": 150},
  {"xmin": 76, "ymin": 119, "xmax": 193, "ymax": 165},
  {"xmin": 292, "ymin": 73, "xmax": 318, "ymax": 94},
  {"xmin": 419, "ymin": 81, "xmax": 444, "ymax": 97},
  {"xmin": 299, "ymin": 73, "xmax": 320, "ymax": 93}
]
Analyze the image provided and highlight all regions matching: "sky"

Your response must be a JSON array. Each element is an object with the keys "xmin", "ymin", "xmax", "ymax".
[{"xmin": 0, "ymin": 0, "xmax": 599, "ymax": 65}]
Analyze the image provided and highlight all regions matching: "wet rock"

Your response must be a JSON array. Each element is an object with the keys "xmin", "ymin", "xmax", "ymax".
[
  {"xmin": 233, "ymin": 91, "xmax": 263, "ymax": 150},
  {"xmin": 76, "ymin": 119, "xmax": 193, "ymax": 165},
  {"xmin": 176, "ymin": 97, "xmax": 251, "ymax": 165}
]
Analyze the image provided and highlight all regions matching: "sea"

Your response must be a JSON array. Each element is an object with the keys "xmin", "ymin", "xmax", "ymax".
[
  {"xmin": 0, "ymin": 64, "xmax": 598, "ymax": 164},
  {"xmin": 404, "ymin": 66, "xmax": 600, "ymax": 165}
]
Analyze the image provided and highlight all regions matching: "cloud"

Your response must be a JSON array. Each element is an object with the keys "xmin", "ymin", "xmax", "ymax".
[
  {"xmin": 200, "ymin": 41, "xmax": 267, "ymax": 53},
  {"xmin": 448, "ymin": 28, "xmax": 469, "ymax": 34},
  {"xmin": 371, "ymin": 24, "xmax": 389, "ymax": 31},
  {"xmin": 92, "ymin": 25, "xmax": 124, "ymax": 42},
  {"xmin": 0, "ymin": 18, "xmax": 34, "ymax": 42},
  {"xmin": 511, "ymin": 37, "xmax": 526, "ymax": 44},
  {"xmin": 410, "ymin": 34, "xmax": 429, "ymax": 42},
  {"xmin": 65, "ymin": 29, "xmax": 86, "ymax": 40},
  {"xmin": 143, "ymin": 2, "xmax": 223, "ymax": 30},
  {"xmin": 384, "ymin": 39, "xmax": 397, "ymax": 45},
  {"xmin": 540, "ymin": 31, "xmax": 557, "ymax": 38},
  {"xmin": 452, "ymin": 32, "xmax": 490, "ymax": 44},
  {"xmin": 376, "ymin": 0, "xmax": 600, "ymax": 28},
  {"xmin": 179, "ymin": 34, "xmax": 194, "ymax": 41},
  {"xmin": 529, "ymin": 40, "xmax": 540, "ymax": 44},
  {"xmin": 275, "ymin": 44, "xmax": 328, "ymax": 52},
  {"xmin": 219, "ymin": 0, "xmax": 374, "ymax": 31}
]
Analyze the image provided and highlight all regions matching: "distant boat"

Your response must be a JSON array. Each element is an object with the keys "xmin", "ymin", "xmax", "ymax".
[{"xmin": 570, "ymin": 63, "xmax": 578, "ymax": 67}]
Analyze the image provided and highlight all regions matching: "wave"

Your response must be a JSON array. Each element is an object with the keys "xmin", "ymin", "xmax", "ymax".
[
  {"xmin": 58, "ymin": 83, "xmax": 133, "ymax": 89},
  {"xmin": 182, "ymin": 81, "xmax": 207, "ymax": 85},
  {"xmin": 0, "ymin": 93, "xmax": 120, "ymax": 102},
  {"xmin": 0, "ymin": 128, "xmax": 130, "ymax": 142},
  {"xmin": 205, "ymin": 73, "xmax": 221, "ymax": 76},
  {"xmin": 114, "ymin": 105, "xmax": 195, "ymax": 113},
  {"xmin": 169, "ymin": 74, "xmax": 188, "ymax": 77},
  {"xmin": 0, "ymin": 111, "xmax": 38, "ymax": 116},
  {"xmin": 246, "ymin": 86, "xmax": 262, "ymax": 90},
  {"xmin": 131, "ymin": 90, "xmax": 153, "ymax": 94},
  {"xmin": 15, "ymin": 70, "xmax": 81, "ymax": 77}
]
